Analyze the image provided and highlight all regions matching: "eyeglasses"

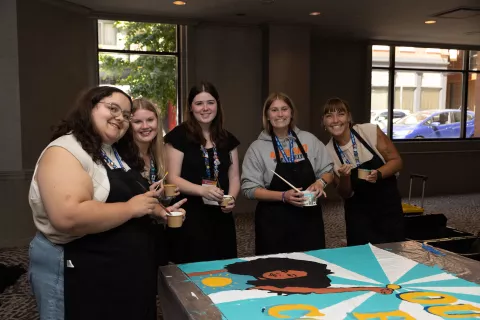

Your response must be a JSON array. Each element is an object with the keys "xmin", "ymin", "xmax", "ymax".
[{"xmin": 98, "ymin": 101, "xmax": 132, "ymax": 122}]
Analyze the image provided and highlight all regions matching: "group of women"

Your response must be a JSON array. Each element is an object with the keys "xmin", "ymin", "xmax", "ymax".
[{"xmin": 28, "ymin": 82, "xmax": 404, "ymax": 320}]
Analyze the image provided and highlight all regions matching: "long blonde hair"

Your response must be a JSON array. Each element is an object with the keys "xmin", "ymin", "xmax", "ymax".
[{"xmin": 131, "ymin": 98, "xmax": 166, "ymax": 178}]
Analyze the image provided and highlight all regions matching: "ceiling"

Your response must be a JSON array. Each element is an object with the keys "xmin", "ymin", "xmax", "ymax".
[{"xmin": 63, "ymin": 0, "xmax": 480, "ymax": 46}]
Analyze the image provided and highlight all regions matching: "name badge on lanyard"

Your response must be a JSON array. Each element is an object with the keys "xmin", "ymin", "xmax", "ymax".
[
  {"xmin": 334, "ymin": 131, "xmax": 361, "ymax": 167},
  {"xmin": 101, "ymin": 148, "xmax": 125, "ymax": 171},
  {"xmin": 275, "ymin": 132, "xmax": 295, "ymax": 163},
  {"xmin": 201, "ymin": 144, "xmax": 221, "ymax": 206},
  {"xmin": 149, "ymin": 156, "xmax": 157, "ymax": 184}
]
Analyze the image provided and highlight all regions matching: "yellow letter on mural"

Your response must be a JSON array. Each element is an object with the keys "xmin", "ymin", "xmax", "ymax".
[
  {"xmin": 427, "ymin": 304, "xmax": 480, "ymax": 318},
  {"xmin": 399, "ymin": 291, "xmax": 458, "ymax": 305},
  {"xmin": 353, "ymin": 310, "xmax": 415, "ymax": 320},
  {"xmin": 268, "ymin": 304, "xmax": 324, "ymax": 319}
]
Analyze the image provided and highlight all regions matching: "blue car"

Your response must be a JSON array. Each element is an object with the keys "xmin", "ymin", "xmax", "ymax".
[{"xmin": 383, "ymin": 109, "xmax": 475, "ymax": 139}]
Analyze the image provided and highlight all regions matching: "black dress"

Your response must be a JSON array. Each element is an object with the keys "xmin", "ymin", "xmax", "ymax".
[
  {"xmin": 164, "ymin": 124, "xmax": 240, "ymax": 264},
  {"xmin": 255, "ymin": 131, "xmax": 325, "ymax": 255},
  {"xmin": 334, "ymin": 128, "xmax": 405, "ymax": 246},
  {"xmin": 63, "ymin": 167, "xmax": 157, "ymax": 320}
]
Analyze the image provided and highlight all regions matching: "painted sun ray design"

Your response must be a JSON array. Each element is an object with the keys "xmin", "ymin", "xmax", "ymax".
[
  {"xmin": 369, "ymin": 244, "xmax": 419, "ymax": 284},
  {"xmin": 319, "ymin": 292, "xmax": 375, "ymax": 320},
  {"xmin": 398, "ymin": 300, "xmax": 444, "ymax": 319},
  {"xmin": 407, "ymin": 286, "xmax": 480, "ymax": 297},
  {"xmin": 399, "ymin": 272, "xmax": 460, "ymax": 286},
  {"xmin": 244, "ymin": 252, "xmax": 383, "ymax": 285}
]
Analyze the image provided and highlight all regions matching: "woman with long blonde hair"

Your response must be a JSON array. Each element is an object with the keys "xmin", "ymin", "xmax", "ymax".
[{"xmin": 118, "ymin": 97, "xmax": 180, "ymax": 266}]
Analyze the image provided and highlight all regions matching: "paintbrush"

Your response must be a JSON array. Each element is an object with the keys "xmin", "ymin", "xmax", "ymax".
[
  {"xmin": 270, "ymin": 169, "xmax": 302, "ymax": 193},
  {"xmin": 136, "ymin": 181, "xmax": 173, "ymax": 216}
]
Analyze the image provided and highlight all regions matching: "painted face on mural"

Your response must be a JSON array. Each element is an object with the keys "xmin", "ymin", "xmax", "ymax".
[{"xmin": 260, "ymin": 269, "xmax": 308, "ymax": 280}]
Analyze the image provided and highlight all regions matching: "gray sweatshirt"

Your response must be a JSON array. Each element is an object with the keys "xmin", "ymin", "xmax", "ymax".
[{"xmin": 241, "ymin": 127, "xmax": 333, "ymax": 200}]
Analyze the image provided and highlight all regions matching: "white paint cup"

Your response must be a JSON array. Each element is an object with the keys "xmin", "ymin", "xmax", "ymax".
[
  {"xmin": 302, "ymin": 191, "xmax": 317, "ymax": 207},
  {"xmin": 167, "ymin": 211, "xmax": 185, "ymax": 228}
]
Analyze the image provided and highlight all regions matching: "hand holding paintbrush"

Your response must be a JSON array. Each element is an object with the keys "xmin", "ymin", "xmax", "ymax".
[{"xmin": 270, "ymin": 170, "xmax": 305, "ymax": 207}]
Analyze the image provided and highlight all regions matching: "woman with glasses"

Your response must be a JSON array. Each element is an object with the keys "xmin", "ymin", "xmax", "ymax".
[
  {"xmin": 117, "ymin": 97, "xmax": 180, "ymax": 266},
  {"xmin": 164, "ymin": 81, "xmax": 240, "ymax": 263},
  {"xmin": 28, "ymin": 86, "xmax": 186, "ymax": 320}
]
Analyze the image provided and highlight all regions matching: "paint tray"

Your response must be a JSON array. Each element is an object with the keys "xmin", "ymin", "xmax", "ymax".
[{"xmin": 402, "ymin": 174, "xmax": 427, "ymax": 215}]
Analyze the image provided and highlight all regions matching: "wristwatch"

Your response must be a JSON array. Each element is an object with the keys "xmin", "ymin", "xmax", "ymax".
[{"xmin": 319, "ymin": 178, "xmax": 328, "ymax": 188}]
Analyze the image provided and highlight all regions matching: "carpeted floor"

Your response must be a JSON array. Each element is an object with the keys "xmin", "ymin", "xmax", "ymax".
[{"xmin": 1, "ymin": 193, "xmax": 479, "ymax": 320}]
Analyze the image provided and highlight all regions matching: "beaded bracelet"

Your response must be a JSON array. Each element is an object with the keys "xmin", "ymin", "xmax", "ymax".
[{"xmin": 282, "ymin": 191, "xmax": 286, "ymax": 203}]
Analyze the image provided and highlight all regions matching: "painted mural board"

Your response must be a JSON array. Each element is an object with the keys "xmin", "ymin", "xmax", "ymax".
[{"xmin": 179, "ymin": 244, "xmax": 480, "ymax": 319}]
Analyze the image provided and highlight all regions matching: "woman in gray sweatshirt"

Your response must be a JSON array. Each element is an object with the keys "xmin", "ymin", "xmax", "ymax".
[{"xmin": 241, "ymin": 92, "xmax": 334, "ymax": 255}]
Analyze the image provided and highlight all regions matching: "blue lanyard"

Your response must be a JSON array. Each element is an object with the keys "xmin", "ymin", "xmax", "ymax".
[
  {"xmin": 334, "ymin": 131, "xmax": 361, "ymax": 167},
  {"xmin": 100, "ymin": 147, "xmax": 125, "ymax": 170},
  {"xmin": 149, "ymin": 156, "xmax": 157, "ymax": 183},
  {"xmin": 200, "ymin": 144, "xmax": 220, "ymax": 180},
  {"xmin": 275, "ymin": 132, "xmax": 295, "ymax": 163}
]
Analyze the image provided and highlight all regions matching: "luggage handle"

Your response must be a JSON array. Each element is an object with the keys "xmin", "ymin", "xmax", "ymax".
[{"xmin": 408, "ymin": 173, "xmax": 428, "ymax": 208}]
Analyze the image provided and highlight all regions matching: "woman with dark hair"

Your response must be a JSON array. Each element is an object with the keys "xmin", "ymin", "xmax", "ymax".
[
  {"xmin": 28, "ymin": 86, "xmax": 186, "ymax": 320},
  {"xmin": 241, "ymin": 92, "xmax": 334, "ymax": 255},
  {"xmin": 322, "ymin": 97, "xmax": 404, "ymax": 246},
  {"xmin": 164, "ymin": 81, "xmax": 240, "ymax": 263},
  {"xmin": 187, "ymin": 257, "xmax": 393, "ymax": 295}
]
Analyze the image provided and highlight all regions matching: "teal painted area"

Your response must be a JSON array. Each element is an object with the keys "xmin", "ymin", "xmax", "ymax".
[
  {"xmin": 178, "ymin": 257, "xmax": 247, "ymax": 275},
  {"xmin": 307, "ymin": 244, "xmax": 390, "ymax": 284},
  {"xmin": 216, "ymin": 291, "xmax": 365, "ymax": 320},
  {"xmin": 397, "ymin": 263, "xmax": 448, "ymax": 285},
  {"xmin": 406, "ymin": 278, "xmax": 480, "ymax": 288}
]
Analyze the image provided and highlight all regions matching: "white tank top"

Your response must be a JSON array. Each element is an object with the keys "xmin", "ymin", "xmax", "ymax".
[{"xmin": 29, "ymin": 134, "xmax": 112, "ymax": 244}]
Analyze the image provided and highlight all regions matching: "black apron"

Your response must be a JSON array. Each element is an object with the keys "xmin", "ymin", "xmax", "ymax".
[
  {"xmin": 334, "ymin": 128, "xmax": 405, "ymax": 246},
  {"xmin": 166, "ymin": 147, "xmax": 237, "ymax": 264},
  {"xmin": 255, "ymin": 131, "xmax": 325, "ymax": 256},
  {"xmin": 63, "ymin": 167, "xmax": 157, "ymax": 320}
]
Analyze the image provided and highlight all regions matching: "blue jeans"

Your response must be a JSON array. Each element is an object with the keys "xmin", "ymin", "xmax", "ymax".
[{"xmin": 29, "ymin": 232, "xmax": 64, "ymax": 320}]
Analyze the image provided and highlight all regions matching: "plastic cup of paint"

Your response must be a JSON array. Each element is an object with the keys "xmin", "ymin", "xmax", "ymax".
[
  {"xmin": 358, "ymin": 169, "xmax": 371, "ymax": 180},
  {"xmin": 302, "ymin": 191, "xmax": 317, "ymax": 207},
  {"xmin": 167, "ymin": 211, "xmax": 185, "ymax": 228}
]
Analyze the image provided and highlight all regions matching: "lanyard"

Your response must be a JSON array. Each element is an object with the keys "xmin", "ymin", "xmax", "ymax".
[
  {"xmin": 275, "ymin": 132, "xmax": 295, "ymax": 163},
  {"xmin": 200, "ymin": 144, "xmax": 220, "ymax": 181},
  {"xmin": 149, "ymin": 155, "xmax": 157, "ymax": 184},
  {"xmin": 100, "ymin": 147, "xmax": 125, "ymax": 170},
  {"xmin": 334, "ymin": 131, "xmax": 361, "ymax": 167}
]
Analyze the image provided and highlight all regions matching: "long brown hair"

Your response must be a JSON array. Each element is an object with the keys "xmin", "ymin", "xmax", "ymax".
[
  {"xmin": 262, "ymin": 92, "xmax": 297, "ymax": 134},
  {"xmin": 117, "ymin": 98, "xmax": 165, "ymax": 177},
  {"xmin": 184, "ymin": 81, "xmax": 229, "ymax": 147},
  {"xmin": 51, "ymin": 86, "xmax": 134, "ymax": 163}
]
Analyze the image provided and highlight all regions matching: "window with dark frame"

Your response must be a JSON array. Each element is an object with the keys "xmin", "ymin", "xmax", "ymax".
[
  {"xmin": 371, "ymin": 46, "xmax": 479, "ymax": 140},
  {"xmin": 97, "ymin": 20, "xmax": 181, "ymax": 134}
]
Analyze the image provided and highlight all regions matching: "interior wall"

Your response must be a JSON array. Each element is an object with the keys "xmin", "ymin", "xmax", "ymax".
[
  {"xmin": 17, "ymin": 0, "xmax": 95, "ymax": 169},
  {"xmin": 188, "ymin": 24, "xmax": 263, "ymax": 213},
  {"xmin": 0, "ymin": 0, "xmax": 94, "ymax": 247},
  {"xmin": 0, "ymin": 0, "xmax": 22, "ymax": 171}
]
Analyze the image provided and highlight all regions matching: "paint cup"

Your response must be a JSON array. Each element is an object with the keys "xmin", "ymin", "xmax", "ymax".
[
  {"xmin": 220, "ymin": 195, "xmax": 234, "ymax": 207},
  {"xmin": 164, "ymin": 184, "xmax": 177, "ymax": 197},
  {"xmin": 358, "ymin": 169, "xmax": 371, "ymax": 180},
  {"xmin": 302, "ymin": 191, "xmax": 317, "ymax": 207},
  {"xmin": 167, "ymin": 211, "xmax": 185, "ymax": 228}
]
